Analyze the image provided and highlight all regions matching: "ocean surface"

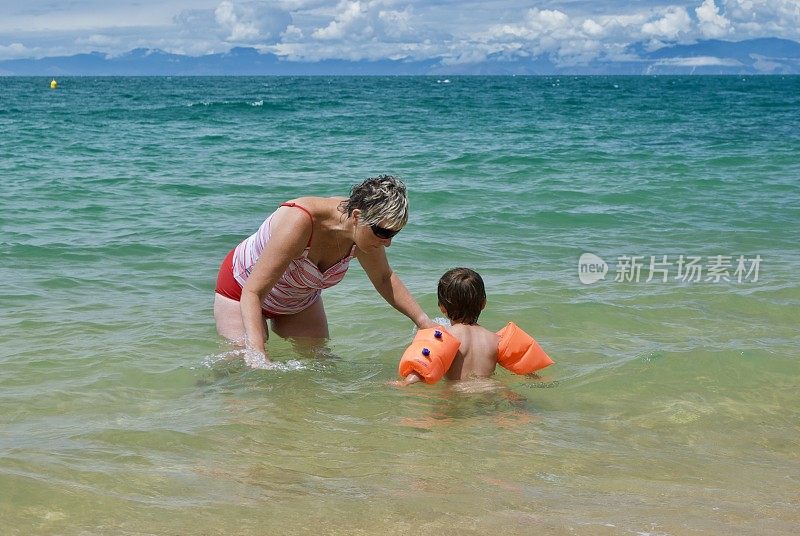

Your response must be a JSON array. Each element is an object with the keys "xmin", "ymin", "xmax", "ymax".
[{"xmin": 1, "ymin": 76, "xmax": 799, "ymax": 535}]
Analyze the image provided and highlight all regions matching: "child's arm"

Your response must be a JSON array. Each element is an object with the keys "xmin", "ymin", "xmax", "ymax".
[
  {"xmin": 401, "ymin": 372, "xmax": 423, "ymax": 386},
  {"xmin": 389, "ymin": 372, "xmax": 424, "ymax": 387}
]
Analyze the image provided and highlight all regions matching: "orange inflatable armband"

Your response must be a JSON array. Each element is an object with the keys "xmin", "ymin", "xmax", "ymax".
[
  {"xmin": 398, "ymin": 326, "xmax": 461, "ymax": 384},
  {"xmin": 496, "ymin": 322, "xmax": 554, "ymax": 374}
]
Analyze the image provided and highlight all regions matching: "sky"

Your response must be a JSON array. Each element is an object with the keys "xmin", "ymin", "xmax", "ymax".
[{"xmin": 1, "ymin": 0, "xmax": 799, "ymax": 64}]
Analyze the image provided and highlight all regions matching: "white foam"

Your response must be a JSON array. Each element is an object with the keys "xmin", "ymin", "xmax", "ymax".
[
  {"xmin": 264, "ymin": 359, "xmax": 307, "ymax": 372},
  {"xmin": 200, "ymin": 348, "xmax": 308, "ymax": 371},
  {"xmin": 431, "ymin": 316, "xmax": 452, "ymax": 326},
  {"xmin": 243, "ymin": 348, "xmax": 270, "ymax": 369},
  {"xmin": 411, "ymin": 316, "xmax": 452, "ymax": 336}
]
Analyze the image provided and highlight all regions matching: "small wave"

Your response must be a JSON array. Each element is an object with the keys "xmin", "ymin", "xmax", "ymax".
[
  {"xmin": 248, "ymin": 359, "xmax": 307, "ymax": 371},
  {"xmin": 201, "ymin": 348, "xmax": 308, "ymax": 372},
  {"xmin": 450, "ymin": 378, "xmax": 503, "ymax": 394},
  {"xmin": 185, "ymin": 99, "xmax": 286, "ymax": 110}
]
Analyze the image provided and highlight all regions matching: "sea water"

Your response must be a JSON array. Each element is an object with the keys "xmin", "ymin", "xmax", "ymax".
[{"xmin": 1, "ymin": 76, "xmax": 799, "ymax": 535}]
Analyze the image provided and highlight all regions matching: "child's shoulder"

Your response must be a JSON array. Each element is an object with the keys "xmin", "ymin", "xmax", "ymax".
[
  {"xmin": 445, "ymin": 323, "xmax": 471, "ymax": 336},
  {"xmin": 446, "ymin": 323, "xmax": 499, "ymax": 340}
]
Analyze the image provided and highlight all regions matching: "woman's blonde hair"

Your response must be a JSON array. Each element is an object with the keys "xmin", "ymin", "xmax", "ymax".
[{"xmin": 339, "ymin": 175, "xmax": 409, "ymax": 229}]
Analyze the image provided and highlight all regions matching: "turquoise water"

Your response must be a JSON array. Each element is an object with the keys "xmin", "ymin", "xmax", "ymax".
[{"xmin": 1, "ymin": 76, "xmax": 799, "ymax": 534}]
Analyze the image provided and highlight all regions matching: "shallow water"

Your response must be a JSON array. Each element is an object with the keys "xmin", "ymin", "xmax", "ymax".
[{"xmin": 1, "ymin": 76, "xmax": 799, "ymax": 534}]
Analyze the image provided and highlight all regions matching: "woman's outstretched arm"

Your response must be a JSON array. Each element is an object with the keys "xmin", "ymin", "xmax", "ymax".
[{"xmin": 357, "ymin": 247, "xmax": 434, "ymax": 329}]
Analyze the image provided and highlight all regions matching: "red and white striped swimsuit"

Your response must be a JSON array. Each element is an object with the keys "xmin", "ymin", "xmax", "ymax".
[{"xmin": 231, "ymin": 203, "xmax": 356, "ymax": 316}]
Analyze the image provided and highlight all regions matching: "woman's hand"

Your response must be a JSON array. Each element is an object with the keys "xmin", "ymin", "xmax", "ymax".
[
  {"xmin": 416, "ymin": 315, "xmax": 437, "ymax": 329},
  {"xmin": 243, "ymin": 348, "xmax": 272, "ymax": 369}
]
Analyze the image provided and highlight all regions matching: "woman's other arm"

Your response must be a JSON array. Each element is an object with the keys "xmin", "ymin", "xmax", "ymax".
[{"xmin": 240, "ymin": 209, "xmax": 311, "ymax": 358}]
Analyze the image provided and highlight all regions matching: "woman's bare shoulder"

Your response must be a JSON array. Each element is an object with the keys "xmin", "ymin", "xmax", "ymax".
[{"xmin": 284, "ymin": 196, "xmax": 346, "ymax": 215}]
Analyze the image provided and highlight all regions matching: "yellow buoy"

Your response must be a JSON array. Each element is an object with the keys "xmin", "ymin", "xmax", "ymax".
[{"xmin": 50, "ymin": 79, "xmax": 58, "ymax": 89}]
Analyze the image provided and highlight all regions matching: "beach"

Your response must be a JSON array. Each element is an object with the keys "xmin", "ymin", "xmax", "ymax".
[{"xmin": 1, "ymin": 76, "xmax": 799, "ymax": 534}]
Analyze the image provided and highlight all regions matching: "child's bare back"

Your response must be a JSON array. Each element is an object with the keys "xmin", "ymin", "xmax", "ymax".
[{"xmin": 444, "ymin": 323, "xmax": 500, "ymax": 380}]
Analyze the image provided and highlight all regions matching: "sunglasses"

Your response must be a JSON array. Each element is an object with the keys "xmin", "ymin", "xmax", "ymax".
[{"xmin": 370, "ymin": 224, "xmax": 401, "ymax": 240}]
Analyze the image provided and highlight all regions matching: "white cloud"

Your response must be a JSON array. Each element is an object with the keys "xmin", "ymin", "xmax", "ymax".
[
  {"xmin": 277, "ymin": 0, "xmax": 334, "ymax": 10},
  {"xmin": 0, "ymin": 42, "xmax": 33, "ymax": 59},
  {"xmin": 655, "ymin": 55, "xmax": 741, "ymax": 66},
  {"xmin": 308, "ymin": 0, "xmax": 416, "ymax": 43},
  {"xmin": 75, "ymin": 34, "xmax": 122, "ymax": 47},
  {"xmin": 215, "ymin": 2, "xmax": 255, "ymax": 41},
  {"xmin": 214, "ymin": 1, "xmax": 292, "ymax": 43},
  {"xmin": 479, "ymin": 7, "xmax": 685, "ymax": 65},
  {"xmin": 722, "ymin": 0, "xmax": 800, "ymax": 39},
  {"xmin": 281, "ymin": 24, "xmax": 304, "ymax": 41},
  {"xmin": 312, "ymin": 0, "xmax": 369, "ymax": 40},
  {"xmin": 556, "ymin": 38, "xmax": 603, "ymax": 64},
  {"xmin": 440, "ymin": 45, "xmax": 493, "ymax": 66},
  {"xmin": 749, "ymin": 53, "xmax": 787, "ymax": 72},
  {"xmin": 173, "ymin": 1, "xmax": 290, "ymax": 48},
  {"xmin": 581, "ymin": 19, "xmax": 604, "ymax": 37},
  {"xmin": 378, "ymin": 7, "xmax": 413, "ymax": 39},
  {"xmin": 489, "ymin": 8, "xmax": 572, "ymax": 42},
  {"xmin": 260, "ymin": 0, "xmax": 438, "ymax": 60},
  {"xmin": 529, "ymin": 9, "xmax": 571, "ymax": 33},
  {"xmin": 696, "ymin": 0, "xmax": 731, "ymax": 38},
  {"xmin": 641, "ymin": 7, "xmax": 692, "ymax": 39},
  {"xmin": 483, "ymin": 8, "xmax": 588, "ymax": 62},
  {"xmin": 1, "ymin": 0, "xmax": 800, "ymax": 64}
]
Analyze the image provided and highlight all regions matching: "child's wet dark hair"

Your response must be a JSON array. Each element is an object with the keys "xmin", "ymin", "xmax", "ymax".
[{"xmin": 437, "ymin": 268, "xmax": 486, "ymax": 325}]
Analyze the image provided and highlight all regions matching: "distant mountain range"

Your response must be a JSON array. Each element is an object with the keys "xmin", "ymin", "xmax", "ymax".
[{"xmin": 2, "ymin": 38, "xmax": 799, "ymax": 76}]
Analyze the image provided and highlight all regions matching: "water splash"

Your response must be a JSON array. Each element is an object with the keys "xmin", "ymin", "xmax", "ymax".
[{"xmin": 200, "ymin": 348, "xmax": 308, "ymax": 372}]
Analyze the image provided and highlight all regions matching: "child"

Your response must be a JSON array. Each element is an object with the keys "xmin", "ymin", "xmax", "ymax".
[
  {"xmin": 397, "ymin": 267, "xmax": 554, "ymax": 386},
  {"xmin": 398, "ymin": 268, "xmax": 500, "ymax": 386}
]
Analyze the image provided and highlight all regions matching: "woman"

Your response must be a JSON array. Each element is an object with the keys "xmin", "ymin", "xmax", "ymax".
[{"xmin": 214, "ymin": 175, "xmax": 434, "ymax": 363}]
